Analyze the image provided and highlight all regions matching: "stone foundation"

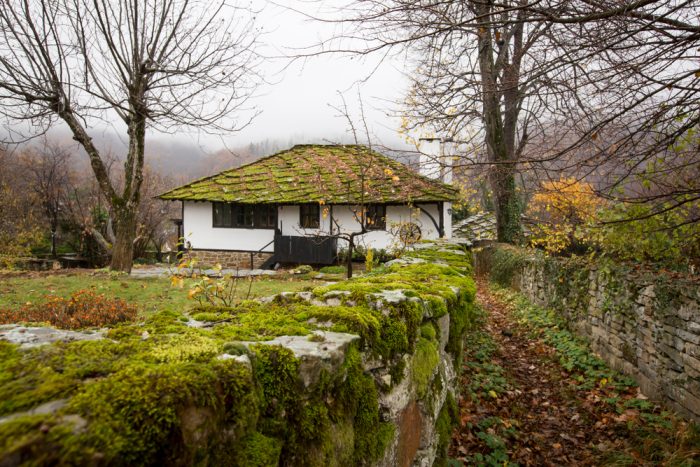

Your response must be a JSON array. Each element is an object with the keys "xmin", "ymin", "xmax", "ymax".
[
  {"xmin": 187, "ymin": 249, "xmax": 273, "ymax": 269},
  {"xmin": 474, "ymin": 244, "xmax": 700, "ymax": 422}
]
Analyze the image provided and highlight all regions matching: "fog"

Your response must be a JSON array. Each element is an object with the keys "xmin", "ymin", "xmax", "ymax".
[{"xmin": 7, "ymin": 1, "xmax": 413, "ymax": 162}]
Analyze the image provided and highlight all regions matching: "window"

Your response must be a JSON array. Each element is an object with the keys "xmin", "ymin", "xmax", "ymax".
[
  {"xmin": 213, "ymin": 202, "xmax": 233, "ymax": 227},
  {"xmin": 365, "ymin": 205, "xmax": 386, "ymax": 230},
  {"xmin": 255, "ymin": 205, "xmax": 277, "ymax": 229},
  {"xmin": 235, "ymin": 204, "xmax": 254, "ymax": 228},
  {"xmin": 300, "ymin": 204, "xmax": 320, "ymax": 229},
  {"xmin": 212, "ymin": 203, "xmax": 276, "ymax": 229}
]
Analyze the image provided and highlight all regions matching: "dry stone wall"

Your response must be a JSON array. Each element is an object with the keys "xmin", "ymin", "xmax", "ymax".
[
  {"xmin": 0, "ymin": 241, "xmax": 474, "ymax": 466},
  {"xmin": 187, "ymin": 249, "xmax": 273, "ymax": 269},
  {"xmin": 474, "ymin": 244, "xmax": 700, "ymax": 421}
]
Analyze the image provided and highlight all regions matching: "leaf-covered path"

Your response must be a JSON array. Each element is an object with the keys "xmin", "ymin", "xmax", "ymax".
[{"xmin": 449, "ymin": 278, "xmax": 699, "ymax": 466}]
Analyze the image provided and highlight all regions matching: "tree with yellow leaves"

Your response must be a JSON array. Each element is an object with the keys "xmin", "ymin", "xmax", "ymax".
[{"xmin": 527, "ymin": 178, "xmax": 603, "ymax": 255}]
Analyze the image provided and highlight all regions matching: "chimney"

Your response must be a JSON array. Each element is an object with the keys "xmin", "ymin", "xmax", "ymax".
[{"xmin": 418, "ymin": 137, "xmax": 453, "ymax": 184}]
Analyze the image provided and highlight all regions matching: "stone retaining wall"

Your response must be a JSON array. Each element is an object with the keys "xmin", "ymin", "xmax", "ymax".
[
  {"xmin": 0, "ymin": 242, "xmax": 474, "ymax": 466},
  {"xmin": 474, "ymin": 244, "xmax": 700, "ymax": 421},
  {"xmin": 270, "ymin": 282, "xmax": 462, "ymax": 466},
  {"xmin": 187, "ymin": 249, "xmax": 273, "ymax": 269}
]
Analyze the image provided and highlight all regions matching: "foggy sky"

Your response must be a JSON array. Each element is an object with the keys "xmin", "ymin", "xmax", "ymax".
[
  {"xmin": 2, "ymin": 1, "xmax": 414, "ymax": 159},
  {"xmin": 231, "ymin": 1, "xmax": 411, "ymax": 148}
]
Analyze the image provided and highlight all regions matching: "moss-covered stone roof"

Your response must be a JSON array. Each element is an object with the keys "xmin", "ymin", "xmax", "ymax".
[{"xmin": 158, "ymin": 145, "xmax": 458, "ymax": 204}]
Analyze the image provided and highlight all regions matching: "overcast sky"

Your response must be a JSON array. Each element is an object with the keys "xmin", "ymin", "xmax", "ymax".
[
  {"xmin": 160, "ymin": 0, "xmax": 413, "ymax": 153},
  {"xmin": 7, "ymin": 1, "xmax": 414, "ymax": 157}
]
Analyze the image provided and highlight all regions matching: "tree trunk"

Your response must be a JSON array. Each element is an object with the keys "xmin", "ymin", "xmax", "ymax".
[
  {"xmin": 346, "ymin": 237, "xmax": 354, "ymax": 279},
  {"xmin": 490, "ymin": 165, "xmax": 521, "ymax": 242},
  {"xmin": 110, "ymin": 205, "xmax": 137, "ymax": 272},
  {"xmin": 110, "ymin": 111, "xmax": 146, "ymax": 273},
  {"xmin": 476, "ymin": 2, "xmax": 522, "ymax": 243}
]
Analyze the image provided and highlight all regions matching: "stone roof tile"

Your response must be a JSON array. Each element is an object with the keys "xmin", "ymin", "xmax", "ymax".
[{"xmin": 159, "ymin": 144, "xmax": 458, "ymax": 204}]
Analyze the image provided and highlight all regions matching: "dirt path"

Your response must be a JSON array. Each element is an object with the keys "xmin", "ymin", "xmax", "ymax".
[{"xmin": 449, "ymin": 278, "xmax": 699, "ymax": 466}]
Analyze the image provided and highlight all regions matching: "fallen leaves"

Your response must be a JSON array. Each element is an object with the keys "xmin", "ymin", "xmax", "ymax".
[{"xmin": 449, "ymin": 278, "xmax": 700, "ymax": 466}]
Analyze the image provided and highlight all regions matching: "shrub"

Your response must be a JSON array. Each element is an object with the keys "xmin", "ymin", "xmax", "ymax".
[
  {"xmin": 319, "ymin": 265, "xmax": 346, "ymax": 274},
  {"xmin": 295, "ymin": 265, "xmax": 314, "ymax": 274},
  {"xmin": 594, "ymin": 201, "xmax": 700, "ymax": 268},
  {"xmin": 337, "ymin": 246, "xmax": 395, "ymax": 264},
  {"xmin": 0, "ymin": 290, "xmax": 137, "ymax": 329},
  {"xmin": 526, "ymin": 177, "xmax": 603, "ymax": 254}
]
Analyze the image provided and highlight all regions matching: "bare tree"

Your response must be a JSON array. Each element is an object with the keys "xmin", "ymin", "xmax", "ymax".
[
  {"xmin": 310, "ymin": 1, "xmax": 586, "ymax": 242},
  {"xmin": 300, "ymin": 0, "xmax": 700, "ymax": 239},
  {"xmin": 519, "ymin": 1, "xmax": 700, "ymax": 226},
  {"xmin": 309, "ymin": 92, "xmax": 375, "ymax": 279},
  {"xmin": 0, "ymin": 147, "xmax": 43, "ymax": 261},
  {"xmin": 132, "ymin": 168, "xmax": 179, "ymax": 261},
  {"xmin": 21, "ymin": 140, "xmax": 73, "ymax": 258},
  {"xmin": 0, "ymin": 0, "xmax": 261, "ymax": 271}
]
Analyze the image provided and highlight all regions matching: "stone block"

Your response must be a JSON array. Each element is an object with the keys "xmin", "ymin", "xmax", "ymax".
[
  {"xmin": 686, "ymin": 342, "xmax": 700, "ymax": 359},
  {"xmin": 659, "ymin": 343, "xmax": 685, "ymax": 371},
  {"xmin": 676, "ymin": 328, "xmax": 700, "ymax": 346},
  {"xmin": 437, "ymin": 314, "xmax": 450, "ymax": 352},
  {"xmin": 681, "ymin": 353, "xmax": 700, "ymax": 376},
  {"xmin": 242, "ymin": 331, "xmax": 360, "ymax": 388}
]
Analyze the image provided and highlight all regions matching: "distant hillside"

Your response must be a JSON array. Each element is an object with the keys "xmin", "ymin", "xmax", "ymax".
[{"xmin": 8, "ymin": 128, "xmax": 417, "ymax": 190}]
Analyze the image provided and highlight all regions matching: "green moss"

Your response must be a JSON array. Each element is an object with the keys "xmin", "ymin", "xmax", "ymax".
[
  {"xmin": 143, "ymin": 309, "xmax": 189, "ymax": 334},
  {"xmin": 433, "ymin": 391, "xmax": 458, "ymax": 467},
  {"xmin": 251, "ymin": 345, "xmax": 300, "ymax": 425},
  {"xmin": 235, "ymin": 432, "xmax": 282, "ymax": 467},
  {"xmin": 339, "ymin": 345, "xmax": 390, "ymax": 463},
  {"xmin": 412, "ymin": 337, "xmax": 440, "ymax": 399},
  {"xmin": 446, "ymin": 301, "xmax": 476, "ymax": 369},
  {"xmin": 402, "ymin": 246, "xmax": 473, "ymax": 273},
  {"xmin": 65, "ymin": 359, "xmax": 252, "ymax": 464},
  {"xmin": 0, "ymin": 414, "xmax": 102, "ymax": 465},
  {"xmin": 158, "ymin": 145, "xmax": 457, "ymax": 205},
  {"xmin": 147, "ymin": 332, "xmax": 221, "ymax": 363},
  {"xmin": 222, "ymin": 342, "xmax": 249, "ymax": 355},
  {"xmin": 314, "ymin": 262, "xmax": 473, "ymax": 308},
  {"xmin": 420, "ymin": 322, "xmax": 437, "ymax": 341},
  {"xmin": 191, "ymin": 311, "xmax": 233, "ymax": 322},
  {"xmin": 319, "ymin": 265, "xmax": 346, "ymax": 274},
  {"xmin": 0, "ymin": 340, "xmax": 139, "ymax": 417},
  {"xmin": 427, "ymin": 296, "xmax": 449, "ymax": 318},
  {"xmin": 0, "ymin": 242, "xmax": 476, "ymax": 466}
]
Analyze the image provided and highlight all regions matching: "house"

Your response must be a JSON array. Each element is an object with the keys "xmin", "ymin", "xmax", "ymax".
[{"xmin": 158, "ymin": 144, "xmax": 458, "ymax": 268}]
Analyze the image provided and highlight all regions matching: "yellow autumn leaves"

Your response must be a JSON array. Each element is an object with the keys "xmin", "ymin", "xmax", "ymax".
[
  {"xmin": 384, "ymin": 168, "xmax": 400, "ymax": 182},
  {"xmin": 527, "ymin": 177, "xmax": 603, "ymax": 254}
]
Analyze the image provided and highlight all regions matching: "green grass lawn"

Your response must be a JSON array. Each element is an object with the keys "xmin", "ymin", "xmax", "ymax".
[{"xmin": 0, "ymin": 272, "xmax": 324, "ymax": 317}]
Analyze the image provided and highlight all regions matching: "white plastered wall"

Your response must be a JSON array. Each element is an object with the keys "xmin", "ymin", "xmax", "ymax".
[
  {"xmin": 281, "ymin": 203, "xmax": 451, "ymax": 251},
  {"xmin": 184, "ymin": 201, "xmax": 452, "ymax": 253},
  {"xmin": 183, "ymin": 201, "xmax": 275, "ymax": 252}
]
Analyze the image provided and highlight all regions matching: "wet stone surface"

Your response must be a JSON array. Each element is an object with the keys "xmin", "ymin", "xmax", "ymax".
[{"xmin": 0, "ymin": 325, "xmax": 104, "ymax": 348}]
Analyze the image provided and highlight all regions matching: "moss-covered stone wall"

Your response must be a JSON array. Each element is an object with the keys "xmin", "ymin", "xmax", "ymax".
[
  {"xmin": 474, "ymin": 244, "xmax": 700, "ymax": 422},
  {"xmin": 0, "ymin": 241, "xmax": 475, "ymax": 466}
]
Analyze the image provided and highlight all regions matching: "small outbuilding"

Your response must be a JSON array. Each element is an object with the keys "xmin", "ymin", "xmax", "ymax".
[{"xmin": 159, "ymin": 144, "xmax": 458, "ymax": 268}]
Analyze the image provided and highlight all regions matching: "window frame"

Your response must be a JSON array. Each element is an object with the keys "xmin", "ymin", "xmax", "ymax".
[
  {"xmin": 212, "ymin": 203, "xmax": 277, "ymax": 229},
  {"xmin": 212, "ymin": 202, "xmax": 233, "ymax": 228},
  {"xmin": 299, "ymin": 204, "xmax": 320, "ymax": 229},
  {"xmin": 234, "ymin": 204, "xmax": 254, "ymax": 228},
  {"xmin": 255, "ymin": 204, "xmax": 278, "ymax": 229},
  {"xmin": 365, "ymin": 204, "xmax": 386, "ymax": 231}
]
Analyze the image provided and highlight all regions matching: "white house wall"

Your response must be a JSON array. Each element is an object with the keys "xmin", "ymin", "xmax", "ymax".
[
  {"xmin": 281, "ymin": 203, "xmax": 451, "ymax": 251},
  {"xmin": 184, "ymin": 201, "xmax": 451, "ymax": 253},
  {"xmin": 443, "ymin": 202, "xmax": 452, "ymax": 238},
  {"xmin": 183, "ymin": 202, "xmax": 275, "ymax": 252}
]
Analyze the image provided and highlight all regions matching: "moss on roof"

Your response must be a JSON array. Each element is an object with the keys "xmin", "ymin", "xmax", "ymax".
[{"xmin": 158, "ymin": 145, "xmax": 458, "ymax": 204}]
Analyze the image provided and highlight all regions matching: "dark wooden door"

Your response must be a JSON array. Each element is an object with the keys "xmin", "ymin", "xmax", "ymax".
[{"xmin": 274, "ymin": 235, "xmax": 337, "ymax": 265}]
